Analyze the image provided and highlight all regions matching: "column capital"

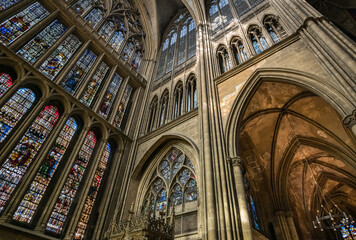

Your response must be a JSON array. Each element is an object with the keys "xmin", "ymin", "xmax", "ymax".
[
  {"xmin": 343, "ymin": 110, "xmax": 356, "ymax": 128},
  {"xmin": 227, "ymin": 156, "xmax": 243, "ymax": 168}
]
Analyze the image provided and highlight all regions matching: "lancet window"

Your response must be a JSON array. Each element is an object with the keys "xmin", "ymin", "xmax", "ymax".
[
  {"xmin": 263, "ymin": 15, "xmax": 287, "ymax": 44},
  {"xmin": 0, "ymin": 0, "xmax": 20, "ymax": 11},
  {"xmin": 244, "ymin": 178, "xmax": 260, "ymax": 230},
  {"xmin": 114, "ymin": 84, "xmax": 133, "ymax": 129},
  {"xmin": 159, "ymin": 90, "xmax": 169, "ymax": 127},
  {"xmin": 248, "ymin": 25, "xmax": 268, "ymax": 54},
  {"xmin": 0, "ymin": 105, "xmax": 60, "ymax": 213},
  {"xmin": 186, "ymin": 75, "xmax": 197, "ymax": 112},
  {"xmin": 217, "ymin": 45, "xmax": 231, "ymax": 73},
  {"xmin": 17, "ymin": 20, "xmax": 67, "ymax": 64},
  {"xmin": 173, "ymin": 82, "xmax": 183, "ymax": 119},
  {"xmin": 13, "ymin": 117, "xmax": 79, "ymax": 224},
  {"xmin": 208, "ymin": 0, "xmax": 234, "ymax": 34},
  {"xmin": 0, "ymin": 2, "xmax": 49, "ymax": 46},
  {"xmin": 231, "ymin": 37, "xmax": 248, "ymax": 64},
  {"xmin": 147, "ymin": 96, "xmax": 158, "ymax": 132},
  {"xmin": 71, "ymin": 0, "xmax": 105, "ymax": 17},
  {"xmin": 84, "ymin": 8, "xmax": 104, "ymax": 28},
  {"xmin": 97, "ymin": 73, "xmax": 122, "ymax": 118},
  {"xmin": 0, "ymin": 72, "xmax": 13, "ymax": 97}
]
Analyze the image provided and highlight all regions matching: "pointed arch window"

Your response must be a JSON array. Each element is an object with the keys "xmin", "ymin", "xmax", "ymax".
[
  {"xmin": 61, "ymin": 49, "xmax": 97, "ymax": 95},
  {"xmin": 173, "ymin": 83, "xmax": 183, "ymax": 119},
  {"xmin": 177, "ymin": 25, "xmax": 187, "ymax": 66},
  {"xmin": 231, "ymin": 37, "xmax": 248, "ymax": 64},
  {"xmin": 80, "ymin": 62, "xmax": 110, "ymax": 107},
  {"xmin": 0, "ymin": 0, "xmax": 20, "ymax": 11},
  {"xmin": 84, "ymin": 8, "xmax": 103, "ymax": 28},
  {"xmin": 217, "ymin": 46, "xmax": 231, "ymax": 73},
  {"xmin": 165, "ymin": 32, "xmax": 177, "ymax": 74},
  {"xmin": 13, "ymin": 117, "xmax": 79, "ymax": 224},
  {"xmin": 0, "ymin": 105, "xmax": 60, "ymax": 213},
  {"xmin": 0, "ymin": 88, "xmax": 36, "ymax": 144},
  {"xmin": 114, "ymin": 84, "xmax": 133, "ymax": 129},
  {"xmin": 17, "ymin": 20, "xmax": 67, "ymax": 64},
  {"xmin": 159, "ymin": 90, "xmax": 169, "ymax": 126},
  {"xmin": 39, "ymin": 34, "xmax": 82, "ymax": 80},
  {"xmin": 188, "ymin": 20, "xmax": 196, "ymax": 59},
  {"xmin": 97, "ymin": 73, "xmax": 122, "ymax": 118},
  {"xmin": 46, "ymin": 130, "xmax": 97, "ymax": 236},
  {"xmin": 249, "ymin": 26, "xmax": 268, "ymax": 54},
  {"xmin": 74, "ymin": 141, "xmax": 113, "ymax": 240},
  {"xmin": 186, "ymin": 75, "xmax": 197, "ymax": 112},
  {"xmin": 0, "ymin": 2, "xmax": 49, "ymax": 46},
  {"xmin": 264, "ymin": 15, "xmax": 286, "ymax": 44},
  {"xmin": 147, "ymin": 96, "xmax": 158, "ymax": 132},
  {"xmin": 0, "ymin": 72, "xmax": 13, "ymax": 97},
  {"xmin": 98, "ymin": 21, "xmax": 115, "ymax": 41},
  {"xmin": 244, "ymin": 178, "xmax": 260, "ymax": 230},
  {"xmin": 209, "ymin": 0, "xmax": 234, "ymax": 34}
]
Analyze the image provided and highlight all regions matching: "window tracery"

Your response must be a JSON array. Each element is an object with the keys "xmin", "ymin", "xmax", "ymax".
[
  {"xmin": 186, "ymin": 75, "xmax": 197, "ymax": 112},
  {"xmin": 248, "ymin": 25, "xmax": 268, "ymax": 54},
  {"xmin": 84, "ymin": 8, "xmax": 104, "ymax": 28},
  {"xmin": 263, "ymin": 15, "xmax": 287, "ymax": 44},
  {"xmin": 208, "ymin": 0, "xmax": 234, "ymax": 34},
  {"xmin": 231, "ymin": 37, "xmax": 248, "ymax": 64},
  {"xmin": 97, "ymin": 73, "xmax": 122, "ymax": 118},
  {"xmin": 159, "ymin": 90, "xmax": 169, "ymax": 127},
  {"xmin": 114, "ymin": 84, "xmax": 133, "ymax": 129},
  {"xmin": 217, "ymin": 45, "xmax": 231, "ymax": 73},
  {"xmin": 173, "ymin": 82, "xmax": 183, "ymax": 119},
  {"xmin": 147, "ymin": 96, "xmax": 158, "ymax": 132},
  {"xmin": 0, "ymin": 72, "xmax": 13, "ymax": 98}
]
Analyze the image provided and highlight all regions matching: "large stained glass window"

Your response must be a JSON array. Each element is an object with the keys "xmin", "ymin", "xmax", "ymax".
[
  {"xmin": 0, "ymin": 105, "xmax": 59, "ymax": 213},
  {"xmin": 0, "ymin": 72, "xmax": 13, "ymax": 97},
  {"xmin": 39, "ymin": 35, "xmax": 82, "ymax": 80},
  {"xmin": 84, "ymin": 8, "xmax": 103, "ymax": 28},
  {"xmin": 113, "ymin": 84, "xmax": 133, "ymax": 129},
  {"xmin": 165, "ymin": 33, "xmax": 177, "ymax": 74},
  {"xmin": 74, "ymin": 142, "xmax": 112, "ymax": 240},
  {"xmin": 97, "ymin": 73, "xmax": 122, "ymax": 118},
  {"xmin": 0, "ymin": 2, "xmax": 49, "ymax": 45},
  {"xmin": 98, "ymin": 21, "xmax": 115, "ymax": 41},
  {"xmin": 0, "ymin": 88, "xmax": 36, "ymax": 144},
  {"xmin": 177, "ymin": 25, "xmax": 187, "ymax": 66},
  {"xmin": 80, "ymin": 62, "xmax": 109, "ymax": 107},
  {"xmin": 13, "ymin": 118, "xmax": 78, "ymax": 224},
  {"xmin": 109, "ymin": 31, "xmax": 124, "ymax": 52},
  {"xmin": 187, "ymin": 20, "xmax": 196, "ymax": 59},
  {"xmin": 0, "ymin": 0, "xmax": 20, "ymax": 11},
  {"xmin": 131, "ymin": 49, "xmax": 142, "ymax": 70},
  {"xmin": 121, "ymin": 39, "xmax": 135, "ymax": 61},
  {"xmin": 61, "ymin": 49, "xmax": 97, "ymax": 95},
  {"xmin": 72, "ymin": 0, "xmax": 92, "ymax": 16},
  {"xmin": 17, "ymin": 20, "xmax": 67, "ymax": 64},
  {"xmin": 46, "ymin": 131, "xmax": 97, "ymax": 236}
]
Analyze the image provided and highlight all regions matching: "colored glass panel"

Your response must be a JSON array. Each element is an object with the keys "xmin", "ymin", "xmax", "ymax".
[
  {"xmin": 184, "ymin": 179, "xmax": 197, "ymax": 202},
  {"xmin": 98, "ymin": 21, "xmax": 115, "ymax": 41},
  {"xmin": 97, "ymin": 73, "xmax": 122, "ymax": 118},
  {"xmin": 171, "ymin": 184, "xmax": 182, "ymax": 206},
  {"xmin": 17, "ymin": 20, "xmax": 67, "ymax": 64},
  {"xmin": 165, "ymin": 34, "xmax": 177, "ymax": 73},
  {"xmin": 252, "ymin": 36, "xmax": 262, "ymax": 54},
  {"xmin": 0, "ymin": 72, "xmax": 13, "ymax": 97},
  {"xmin": 0, "ymin": 105, "xmax": 59, "ymax": 213},
  {"xmin": 84, "ymin": 8, "xmax": 103, "ymax": 28},
  {"xmin": 109, "ymin": 31, "xmax": 124, "ymax": 52},
  {"xmin": 72, "ymin": 0, "xmax": 92, "ymax": 16},
  {"xmin": 39, "ymin": 34, "xmax": 82, "ymax": 80},
  {"xmin": 179, "ymin": 169, "xmax": 191, "ymax": 185},
  {"xmin": 121, "ymin": 40, "xmax": 135, "ymax": 61},
  {"xmin": 113, "ymin": 84, "xmax": 132, "ymax": 128},
  {"xmin": 13, "ymin": 118, "xmax": 78, "ymax": 224},
  {"xmin": 152, "ymin": 178, "xmax": 163, "ymax": 193},
  {"xmin": 160, "ymin": 160, "xmax": 170, "ymax": 182},
  {"xmin": 177, "ymin": 25, "xmax": 187, "ymax": 66},
  {"xmin": 250, "ymin": 196, "xmax": 259, "ymax": 230},
  {"xmin": 131, "ymin": 50, "xmax": 142, "ymax": 70},
  {"xmin": 80, "ymin": 62, "xmax": 109, "ymax": 106},
  {"xmin": 61, "ymin": 49, "xmax": 97, "ymax": 95},
  {"xmin": 267, "ymin": 25, "xmax": 280, "ymax": 43},
  {"xmin": 0, "ymin": 88, "xmax": 36, "ymax": 144},
  {"xmin": 0, "ymin": 2, "xmax": 49, "ymax": 45},
  {"xmin": 74, "ymin": 142, "xmax": 111, "ymax": 240},
  {"xmin": 0, "ymin": 0, "xmax": 20, "ymax": 11},
  {"xmin": 46, "ymin": 131, "xmax": 97, "ymax": 235},
  {"xmin": 156, "ymin": 189, "xmax": 167, "ymax": 211}
]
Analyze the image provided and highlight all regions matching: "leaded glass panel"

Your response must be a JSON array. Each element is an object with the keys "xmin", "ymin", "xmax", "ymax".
[
  {"xmin": 131, "ymin": 50, "xmax": 142, "ymax": 70},
  {"xmin": 188, "ymin": 20, "xmax": 196, "ymax": 59},
  {"xmin": 171, "ymin": 184, "xmax": 183, "ymax": 206},
  {"xmin": 84, "ymin": 8, "xmax": 103, "ymax": 28},
  {"xmin": 209, "ymin": 3, "xmax": 221, "ymax": 34},
  {"xmin": 219, "ymin": 0, "xmax": 234, "ymax": 26},
  {"xmin": 179, "ymin": 169, "xmax": 191, "ymax": 185},
  {"xmin": 0, "ymin": 72, "xmax": 13, "ymax": 97},
  {"xmin": 121, "ymin": 40, "xmax": 135, "ymax": 61},
  {"xmin": 156, "ymin": 189, "xmax": 167, "ymax": 212},
  {"xmin": 165, "ymin": 33, "xmax": 177, "ymax": 74},
  {"xmin": 98, "ymin": 21, "xmax": 115, "ymax": 41},
  {"xmin": 0, "ymin": 105, "xmax": 59, "ymax": 213},
  {"xmin": 61, "ymin": 49, "xmax": 97, "ymax": 95},
  {"xmin": 72, "ymin": 0, "xmax": 92, "ymax": 16},
  {"xmin": 39, "ymin": 35, "xmax": 82, "ymax": 80},
  {"xmin": 177, "ymin": 26, "xmax": 187, "ymax": 66},
  {"xmin": 46, "ymin": 131, "xmax": 97, "ymax": 235},
  {"xmin": 0, "ymin": 0, "xmax": 20, "ymax": 11},
  {"xmin": 17, "ymin": 20, "xmax": 67, "ymax": 64},
  {"xmin": 97, "ymin": 73, "xmax": 122, "ymax": 118},
  {"xmin": 0, "ymin": 88, "xmax": 36, "ymax": 144},
  {"xmin": 114, "ymin": 84, "xmax": 133, "ymax": 129},
  {"xmin": 156, "ymin": 39, "xmax": 169, "ymax": 78},
  {"xmin": 0, "ymin": 2, "xmax": 49, "ymax": 45},
  {"xmin": 109, "ymin": 31, "xmax": 124, "ymax": 52},
  {"xmin": 184, "ymin": 179, "xmax": 197, "ymax": 202},
  {"xmin": 13, "ymin": 117, "xmax": 78, "ymax": 224},
  {"xmin": 233, "ymin": 0, "xmax": 250, "ymax": 16}
]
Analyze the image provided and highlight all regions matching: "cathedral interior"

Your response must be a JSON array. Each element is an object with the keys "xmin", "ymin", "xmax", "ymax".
[{"xmin": 0, "ymin": 0, "xmax": 355, "ymax": 239}]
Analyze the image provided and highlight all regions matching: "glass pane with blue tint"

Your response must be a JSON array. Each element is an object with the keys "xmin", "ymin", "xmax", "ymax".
[
  {"xmin": 0, "ymin": 2, "xmax": 49, "ymax": 45},
  {"xmin": 17, "ymin": 20, "xmax": 67, "ymax": 64},
  {"xmin": 131, "ymin": 50, "xmax": 142, "ymax": 70},
  {"xmin": 72, "ymin": 0, "xmax": 92, "ymax": 16},
  {"xmin": 84, "ymin": 8, "xmax": 103, "ymax": 28},
  {"xmin": 113, "ymin": 84, "xmax": 132, "ymax": 128},
  {"xmin": 39, "ymin": 35, "xmax": 82, "ymax": 80},
  {"xmin": 260, "ymin": 36, "xmax": 268, "ymax": 50},
  {"xmin": 160, "ymin": 160, "xmax": 170, "ymax": 182},
  {"xmin": 209, "ymin": 3, "xmax": 222, "ymax": 34},
  {"xmin": 0, "ymin": 72, "xmax": 13, "ymax": 98},
  {"xmin": 250, "ymin": 196, "xmax": 260, "ymax": 230},
  {"xmin": 46, "ymin": 131, "xmax": 97, "ymax": 236},
  {"xmin": 74, "ymin": 142, "xmax": 111, "ymax": 240},
  {"xmin": 61, "ymin": 49, "xmax": 97, "ymax": 95},
  {"xmin": 171, "ymin": 184, "xmax": 182, "ymax": 206},
  {"xmin": 219, "ymin": 0, "xmax": 234, "ymax": 26},
  {"xmin": 177, "ymin": 26, "xmax": 187, "ymax": 66},
  {"xmin": 13, "ymin": 117, "xmax": 78, "ymax": 224},
  {"xmin": 80, "ymin": 62, "xmax": 109, "ymax": 107},
  {"xmin": 165, "ymin": 33, "xmax": 177, "ymax": 73},
  {"xmin": 233, "ymin": 0, "xmax": 250, "ymax": 16},
  {"xmin": 184, "ymin": 179, "xmax": 197, "ymax": 202},
  {"xmin": 156, "ymin": 39, "xmax": 169, "ymax": 78},
  {"xmin": 97, "ymin": 73, "xmax": 122, "ymax": 118},
  {"xmin": 109, "ymin": 31, "xmax": 124, "ymax": 52},
  {"xmin": 156, "ymin": 189, "xmax": 167, "ymax": 212},
  {"xmin": 0, "ymin": 88, "xmax": 36, "ymax": 144},
  {"xmin": 121, "ymin": 40, "xmax": 135, "ymax": 61},
  {"xmin": 98, "ymin": 21, "xmax": 115, "ymax": 41},
  {"xmin": 188, "ymin": 20, "xmax": 196, "ymax": 59},
  {"xmin": 267, "ymin": 25, "xmax": 280, "ymax": 43},
  {"xmin": 0, "ymin": 0, "xmax": 20, "ymax": 11},
  {"xmin": 0, "ymin": 105, "xmax": 59, "ymax": 213},
  {"xmin": 179, "ymin": 169, "xmax": 191, "ymax": 185}
]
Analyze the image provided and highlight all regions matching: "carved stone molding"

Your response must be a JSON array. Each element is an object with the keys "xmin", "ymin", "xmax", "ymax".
[
  {"xmin": 227, "ymin": 156, "xmax": 244, "ymax": 169},
  {"xmin": 343, "ymin": 110, "xmax": 356, "ymax": 128}
]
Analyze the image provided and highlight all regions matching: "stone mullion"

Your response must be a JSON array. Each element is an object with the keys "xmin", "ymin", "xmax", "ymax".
[
  {"xmin": 271, "ymin": 24, "xmax": 282, "ymax": 41},
  {"xmin": 234, "ymin": 43, "xmax": 242, "ymax": 64},
  {"xmin": 228, "ymin": 45, "xmax": 237, "ymax": 68},
  {"xmin": 152, "ymin": 104, "xmax": 158, "ymax": 130},
  {"xmin": 2, "ymin": 111, "xmax": 71, "ymax": 221},
  {"xmin": 123, "ymin": 87, "xmax": 140, "ymax": 134},
  {"xmin": 53, "ymin": 40, "xmax": 92, "ymax": 85},
  {"xmin": 64, "ymin": 136, "xmax": 108, "ymax": 240},
  {"xmin": 92, "ymin": 65, "xmax": 118, "ymax": 112},
  {"xmin": 75, "ymin": 53, "xmax": 105, "ymax": 99},
  {"xmin": 33, "ymin": 26, "xmax": 76, "ymax": 68},
  {"xmin": 178, "ymin": 89, "xmax": 183, "ymax": 116},
  {"xmin": 108, "ymin": 77, "xmax": 129, "ymax": 123},
  {"xmin": 0, "ymin": 76, "xmax": 24, "ymax": 107},
  {"xmin": 146, "ymin": 105, "xmax": 153, "ymax": 132},
  {"xmin": 35, "ymin": 125, "xmax": 91, "ymax": 231},
  {"xmin": 9, "ymin": 10, "xmax": 60, "ymax": 51},
  {"xmin": 260, "ymin": 27, "xmax": 274, "ymax": 48}
]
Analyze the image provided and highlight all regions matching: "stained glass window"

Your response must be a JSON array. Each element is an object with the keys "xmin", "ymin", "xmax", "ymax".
[
  {"xmin": 0, "ymin": 105, "xmax": 59, "ymax": 213},
  {"xmin": 121, "ymin": 40, "xmax": 135, "ymax": 61},
  {"xmin": 61, "ymin": 49, "xmax": 97, "ymax": 95},
  {"xmin": 72, "ymin": 0, "xmax": 92, "ymax": 16},
  {"xmin": 160, "ymin": 160, "xmax": 170, "ymax": 182},
  {"xmin": 165, "ymin": 33, "xmax": 177, "ymax": 74},
  {"xmin": 98, "ymin": 21, "xmax": 115, "ymax": 41},
  {"xmin": 46, "ymin": 131, "xmax": 97, "ymax": 235},
  {"xmin": 188, "ymin": 20, "xmax": 196, "ymax": 59},
  {"xmin": 0, "ymin": 2, "xmax": 49, "ymax": 45},
  {"xmin": 171, "ymin": 184, "xmax": 183, "ymax": 206},
  {"xmin": 156, "ymin": 39, "xmax": 169, "ymax": 79},
  {"xmin": 177, "ymin": 26, "xmax": 187, "ymax": 66},
  {"xmin": 156, "ymin": 189, "xmax": 167, "ymax": 212},
  {"xmin": 233, "ymin": 0, "xmax": 250, "ymax": 16},
  {"xmin": 74, "ymin": 142, "xmax": 111, "ymax": 240},
  {"xmin": 97, "ymin": 73, "xmax": 122, "ymax": 118},
  {"xmin": 244, "ymin": 178, "xmax": 260, "ymax": 230},
  {"xmin": 250, "ymin": 195, "xmax": 259, "ymax": 230},
  {"xmin": 0, "ymin": 88, "xmax": 36, "ymax": 144},
  {"xmin": 184, "ymin": 179, "xmax": 197, "ymax": 202},
  {"xmin": 39, "ymin": 34, "xmax": 82, "ymax": 80},
  {"xmin": 17, "ymin": 20, "xmax": 67, "ymax": 64},
  {"xmin": 219, "ymin": 0, "xmax": 234, "ymax": 26},
  {"xmin": 84, "ymin": 8, "xmax": 103, "ymax": 28},
  {"xmin": 0, "ymin": 0, "xmax": 20, "ymax": 11},
  {"xmin": 113, "ymin": 84, "xmax": 133, "ymax": 129},
  {"xmin": 131, "ymin": 49, "xmax": 142, "ymax": 70},
  {"xmin": 109, "ymin": 31, "xmax": 124, "ymax": 52},
  {"xmin": 80, "ymin": 62, "xmax": 109, "ymax": 106},
  {"xmin": 0, "ymin": 72, "xmax": 13, "ymax": 97},
  {"xmin": 13, "ymin": 118, "xmax": 78, "ymax": 224}
]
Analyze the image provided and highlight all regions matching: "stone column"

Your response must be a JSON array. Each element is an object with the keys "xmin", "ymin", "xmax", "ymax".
[
  {"xmin": 285, "ymin": 212, "xmax": 299, "ymax": 240},
  {"xmin": 274, "ymin": 211, "xmax": 292, "ymax": 240},
  {"xmin": 228, "ymin": 156, "xmax": 253, "ymax": 240},
  {"xmin": 344, "ymin": 110, "xmax": 356, "ymax": 138}
]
